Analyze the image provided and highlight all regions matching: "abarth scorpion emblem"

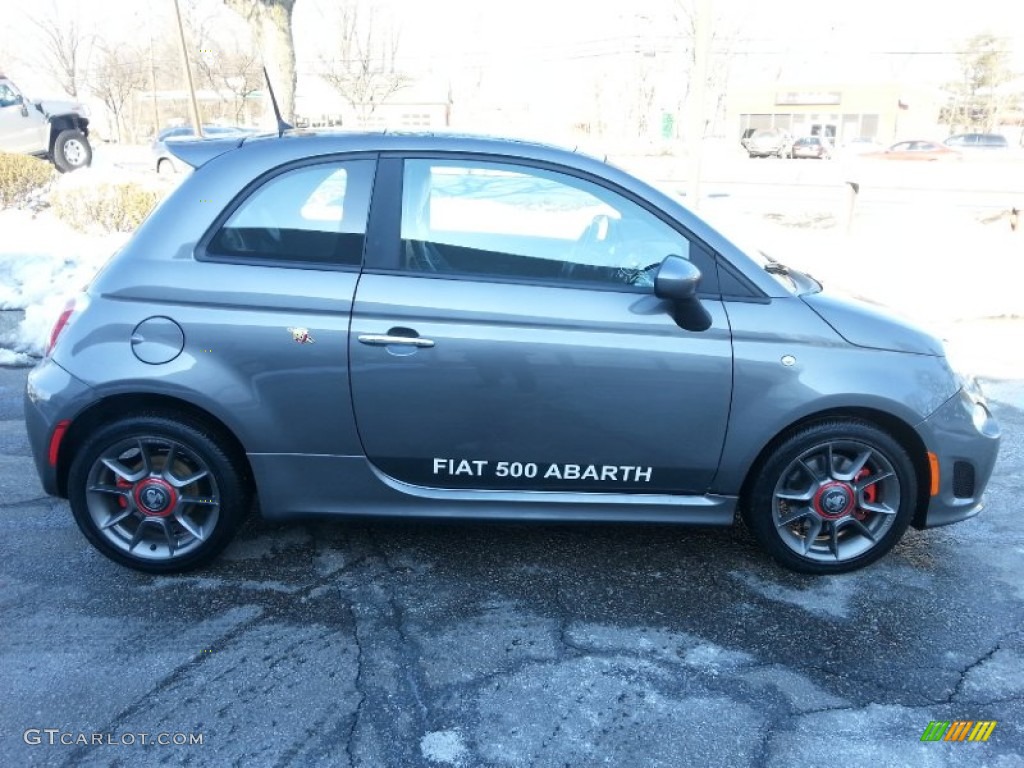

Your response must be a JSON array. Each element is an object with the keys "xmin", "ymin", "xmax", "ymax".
[{"xmin": 288, "ymin": 327, "xmax": 315, "ymax": 344}]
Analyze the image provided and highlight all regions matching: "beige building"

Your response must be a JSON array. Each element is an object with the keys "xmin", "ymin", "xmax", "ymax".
[{"xmin": 728, "ymin": 82, "xmax": 946, "ymax": 145}]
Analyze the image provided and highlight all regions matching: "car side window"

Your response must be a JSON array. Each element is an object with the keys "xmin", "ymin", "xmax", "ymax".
[
  {"xmin": 0, "ymin": 83, "xmax": 19, "ymax": 108},
  {"xmin": 400, "ymin": 159, "xmax": 695, "ymax": 290},
  {"xmin": 208, "ymin": 159, "xmax": 374, "ymax": 267}
]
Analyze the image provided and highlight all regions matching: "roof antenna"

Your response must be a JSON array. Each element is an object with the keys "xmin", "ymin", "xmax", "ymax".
[{"xmin": 263, "ymin": 66, "xmax": 293, "ymax": 137}]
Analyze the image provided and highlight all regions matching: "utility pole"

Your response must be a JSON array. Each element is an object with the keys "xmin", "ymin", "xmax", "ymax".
[
  {"xmin": 172, "ymin": 0, "xmax": 203, "ymax": 136},
  {"xmin": 686, "ymin": 0, "xmax": 711, "ymax": 211},
  {"xmin": 149, "ymin": 23, "xmax": 160, "ymax": 137}
]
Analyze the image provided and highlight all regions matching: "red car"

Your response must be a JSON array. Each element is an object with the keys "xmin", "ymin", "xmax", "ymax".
[{"xmin": 862, "ymin": 140, "xmax": 962, "ymax": 161}]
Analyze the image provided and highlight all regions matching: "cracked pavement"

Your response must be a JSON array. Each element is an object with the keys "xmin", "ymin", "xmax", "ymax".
[{"xmin": 0, "ymin": 365, "xmax": 1022, "ymax": 767}]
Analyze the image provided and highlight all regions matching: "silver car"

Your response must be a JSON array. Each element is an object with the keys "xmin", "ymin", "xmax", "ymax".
[{"xmin": 24, "ymin": 132, "xmax": 1000, "ymax": 574}]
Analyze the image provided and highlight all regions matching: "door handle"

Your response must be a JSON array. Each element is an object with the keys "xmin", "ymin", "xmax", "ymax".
[{"xmin": 358, "ymin": 334, "xmax": 435, "ymax": 348}]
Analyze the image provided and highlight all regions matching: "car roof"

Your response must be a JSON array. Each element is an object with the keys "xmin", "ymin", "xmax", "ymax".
[{"xmin": 166, "ymin": 128, "xmax": 609, "ymax": 170}]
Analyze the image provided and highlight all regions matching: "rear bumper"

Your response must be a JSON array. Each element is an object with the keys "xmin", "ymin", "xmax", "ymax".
[
  {"xmin": 23, "ymin": 358, "xmax": 95, "ymax": 497},
  {"xmin": 914, "ymin": 386, "xmax": 1000, "ymax": 529}
]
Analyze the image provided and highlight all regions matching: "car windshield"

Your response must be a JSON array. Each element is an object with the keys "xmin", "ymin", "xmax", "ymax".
[{"xmin": 697, "ymin": 207, "xmax": 803, "ymax": 293}]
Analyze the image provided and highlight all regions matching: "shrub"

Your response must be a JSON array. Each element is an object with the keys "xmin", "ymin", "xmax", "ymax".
[
  {"xmin": 50, "ymin": 181, "xmax": 165, "ymax": 233},
  {"xmin": 0, "ymin": 152, "xmax": 55, "ymax": 209}
]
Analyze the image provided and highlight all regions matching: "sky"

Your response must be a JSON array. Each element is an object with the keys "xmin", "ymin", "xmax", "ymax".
[
  {"xmin": 2, "ymin": 0, "xmax": 1023, "ymax": 132},
  {"xmin": 4, "ymin": 0, "xmax": 1023, "ymax": 83}
]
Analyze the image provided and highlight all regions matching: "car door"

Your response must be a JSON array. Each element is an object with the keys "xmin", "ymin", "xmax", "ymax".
[
  {"xmin": 349, "ymin": 156, "xmax": 733, "ymax": 495},
  {"xmin": 0, "ymin": 84, "xmax": 40, "ymax": 154},
  {"xmin": 192, "ymin": 156, "xmax": 376, "ymax": 459}
]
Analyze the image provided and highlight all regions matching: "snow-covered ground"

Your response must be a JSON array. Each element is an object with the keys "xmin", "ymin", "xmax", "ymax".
[
  {"xmin": 0, "ymin": 207, "xmax": 129, "ymax": 365},
  {"xmin": 0, "ymin": 146, "xmax": 175, "ymax": 365},
  {"xmin": 1, "ymin": 150, "xmax": 1022, "ymax": 380}
]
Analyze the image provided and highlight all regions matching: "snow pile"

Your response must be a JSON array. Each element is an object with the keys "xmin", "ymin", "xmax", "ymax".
[
  {"xmin": 0, "ymin": 208, "xmax": 127, "ymax": 357},
  {"xmin": 0, "ymin": 349, "xmax": 34, "ymax": 366}
]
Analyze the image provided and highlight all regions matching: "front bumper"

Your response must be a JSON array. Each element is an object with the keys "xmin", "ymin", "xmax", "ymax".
[
  {"xmin": 915, "ymin": 385, "xmax": 1000, "ymax": 528},
  {"xmin": 24, "ymin": 358, "xmax": 96, "ymax": 497}
]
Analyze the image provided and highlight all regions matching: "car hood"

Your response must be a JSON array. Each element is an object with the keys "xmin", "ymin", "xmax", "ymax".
[
  {"xmin": 34, "ymin": 98, "xmax": 86, "ymax": 118},
  {"xmin": 801, "ymin": 288, "xmax": 944, "ymax": 356}
]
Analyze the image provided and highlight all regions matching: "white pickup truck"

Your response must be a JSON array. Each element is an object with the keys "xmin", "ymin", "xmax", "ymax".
[{"xmin": 0, "ymin": 74, "xmax": 92, "ymax": 172}]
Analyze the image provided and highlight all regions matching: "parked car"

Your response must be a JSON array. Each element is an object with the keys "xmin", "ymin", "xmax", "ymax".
[
  {"xmin": 943, "ymin": 133, "xmax": 1009, "ymax": 151},
  {"xmin": 790, "ymin": 136, "xmax": 832, "ymax": 159},
  {"xmin": 152, "ymin": 124, "xmax": 254, "ymax": 173},
  {"xmin": 0, "ymin": 74, "xmax": 91, "ymax": 171},
  {"xmin": 862, "ymin": 140, "xmax": 962, "ymax": 161},
  {"xmin": 25, "ymin": 131, "xmax": 1000, "ymax": 575},
  {"xmin": 745, "ymin": 129, "xmax": 792, "ymax": 158}
]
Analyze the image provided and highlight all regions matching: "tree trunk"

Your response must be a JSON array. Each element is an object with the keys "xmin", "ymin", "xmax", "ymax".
[
  {"xmin": 257, "ymin": 4, "xmax": 296, "ymax": 126},
  {"xmin": 224, "ymin": 0, "xmax": 297, "ymax": 127}
]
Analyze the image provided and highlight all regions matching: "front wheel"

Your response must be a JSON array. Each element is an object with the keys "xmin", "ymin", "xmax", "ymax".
[
  {"xmin": 68, "ymin": 415, "xmax": 251, "ymax": 573},
  {"xmin": 742, "ymin": 421, "xmax": 917, "ymax": 574},
  {"xmin": 52, "ymin": 128, "xmax": 92, "ymax": 172}
]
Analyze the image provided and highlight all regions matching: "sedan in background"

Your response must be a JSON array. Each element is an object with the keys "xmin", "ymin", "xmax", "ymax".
[
  {"xmin": 944, "ymin": 133, "xmax": 1009, "ymax": 151},
  {"xmin": 152, "ymin": 124, "xmax": 255, "ymax": 173},
  {"xmin": 790, "ymin": 136, "xmax": 832, "ymax": 159},
  {"xmin": 862, "ymin": 140, "xmax": 962, "ymax": 162}
]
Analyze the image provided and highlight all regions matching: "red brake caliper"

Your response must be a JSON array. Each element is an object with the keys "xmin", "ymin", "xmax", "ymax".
[
  {"xmin": 116, "ymin": 476, "xmax": 133, "ymax": 508},
  {"xmin": 854, "ymin": 469, "xmax": 876, "ymax": 520}
]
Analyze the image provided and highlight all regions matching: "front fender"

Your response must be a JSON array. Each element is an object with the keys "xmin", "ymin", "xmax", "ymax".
[{"xmin": 713, "ymin": 298, "xmax": 957, "ymax": 494}]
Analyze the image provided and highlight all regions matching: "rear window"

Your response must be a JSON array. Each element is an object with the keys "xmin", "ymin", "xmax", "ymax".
[
  {"xmin": 979, "ymin": 134, "xmax": 1008, "ymax": 147},
  {"xmin": 207, "ymin": 159, "xmax": 375, "ymax": 267}
]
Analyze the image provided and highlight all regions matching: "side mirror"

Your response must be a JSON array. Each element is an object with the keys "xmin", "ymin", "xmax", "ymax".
[
  {"xmin": 654, "ymin": 254, "xmax": 701, "ymax": 302},
  {"xmin": 654, "ymin": 255, "xmax": 713, "ymax": 332}
]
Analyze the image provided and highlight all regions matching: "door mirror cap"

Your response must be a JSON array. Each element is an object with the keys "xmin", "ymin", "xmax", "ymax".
[
  {"xmin": 654, "ymin": 254, "xmax": 701, "ymax": 302},
  {"xmin": 655, "ymin": 254, "xmax": 712, "ymax": 332}
]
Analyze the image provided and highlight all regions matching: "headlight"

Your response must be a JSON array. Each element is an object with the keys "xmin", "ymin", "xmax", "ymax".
[
  {"xmin": 971, "ymin": 401, "xmax": 991, "ymax": 432},
  {"xmin": 942, "ymin": 340, "xmax": 984, "ymax": 400}
]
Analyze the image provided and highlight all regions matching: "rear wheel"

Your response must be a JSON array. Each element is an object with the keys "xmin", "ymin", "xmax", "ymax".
[
  {"xmin": 68, "ymin": 415, "xmax": 250, "ymax": 573},
  {"xmin": 743, "ymin": 420, "xmax": 917, "ymax": 574}
]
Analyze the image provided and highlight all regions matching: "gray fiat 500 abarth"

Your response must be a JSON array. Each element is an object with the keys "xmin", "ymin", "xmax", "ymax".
[{"xmin": 24, "ymin": 131, "xmax": 1000, "ymax": 574}]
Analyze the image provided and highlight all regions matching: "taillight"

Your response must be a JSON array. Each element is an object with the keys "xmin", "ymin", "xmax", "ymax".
[{"xmin": 46, "ymin": 298, "xmax": 77, "ymax": 357}]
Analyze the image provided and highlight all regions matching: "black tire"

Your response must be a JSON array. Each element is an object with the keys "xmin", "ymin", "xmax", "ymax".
[
  {"xmin": 742, "ymin": 420, "xmax": 917, "ymax": 574},
  {"xmin": 52, "ymin": 128, "xmax": 92, "ymax": 172},
  {"xmin": 157, "ymin": 157, "xmax": 176, "ymax": 174},
  {"xmin": 68, "ymin": 414, "xmax": 250, "ymax": 573}
]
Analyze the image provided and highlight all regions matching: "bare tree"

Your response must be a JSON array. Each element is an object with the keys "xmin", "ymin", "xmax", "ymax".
[
  {"xmin": 193, "ymin": 31, "xmax": 262, "ymax": 125},
  {"xmin": 216, "ymin": 48, "xmax": 262, "ymax": 124},
  {"xmin": 28, "ymin": 1, "xmax": 93, "ymax": 98},
  {"xmin": 92, "ymin": 45, "xmax": 147, "ymax": 142},
  {"xmin": 319, "ymin": 0, "xmax": 410, "ymax": 124},
  {"xmin": 943, "ymin": 34, "xmax": 1015, "ymax": 133},
  {"xmin": 670, "ymin": 0, "xmax": 743, "ymax": 139},
  {"xmin": 223, "ymin": 0, "xmax": 297, "ymax": 124}
]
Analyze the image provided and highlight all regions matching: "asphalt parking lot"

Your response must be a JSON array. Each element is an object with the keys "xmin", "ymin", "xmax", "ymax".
[{"xmin": 1, "ymin": 363, "xmax": 1022, "ymax": 768}]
